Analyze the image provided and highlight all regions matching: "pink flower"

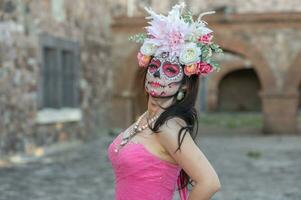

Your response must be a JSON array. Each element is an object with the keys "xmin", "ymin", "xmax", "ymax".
[
  {"xmin": 144, "ymin": 5, "xmax": 191, "ymax": 58},
  {"xmin": 137, "ymin": 52, "xmax": 151, "ymax": 67},
  {"xmin": 197, "ymin": 62, "xmax": 214, "ymax": 76},
  {"xmin": 198, "ymin": 33, "xmax": 213, "ymax": 45},
  {"xmin": 168, "ymin": 30, "xmax": 185, "ymax": 54}
]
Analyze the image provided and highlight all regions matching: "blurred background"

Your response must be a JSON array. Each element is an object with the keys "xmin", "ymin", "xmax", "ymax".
[{"xmin": 0, "ymin": 0, "xmax": 301, "ymax": 200}]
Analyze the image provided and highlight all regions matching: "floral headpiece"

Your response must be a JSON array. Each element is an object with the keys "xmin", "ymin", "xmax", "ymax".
[{"xmin": 129, "ymin": 2, "xmax": 223, "ymax": 77}]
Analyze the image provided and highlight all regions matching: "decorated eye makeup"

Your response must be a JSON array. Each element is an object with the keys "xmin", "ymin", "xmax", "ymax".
[
  {"xmin": 148, "ymin": 59, "xmax": 161, "ymax": 73},
  {"xmin": 162, "ymin": 62, "xmax": 180, "ymax": 77}
]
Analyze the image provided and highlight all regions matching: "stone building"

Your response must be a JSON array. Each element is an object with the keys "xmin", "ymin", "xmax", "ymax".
[
  {"xmin": 1, "ymin": 0, "xmax": 301, "ymax": 156},
  {"xmin": 109, "ymin": 0, "xmax": 301, "ymax": 134},
  {"xmin": 0, "ymin": 0, "xmax": 112, "ymax": 156}
]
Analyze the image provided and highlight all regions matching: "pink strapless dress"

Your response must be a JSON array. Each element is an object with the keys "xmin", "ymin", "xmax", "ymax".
[{"xmin": 107, "ymin": 132, "xmax": 189, "ymax": 200}]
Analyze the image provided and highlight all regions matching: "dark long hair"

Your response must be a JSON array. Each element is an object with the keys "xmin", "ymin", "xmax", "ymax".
[{"xmin": 139, "ymin": 62, "xmax": 200, "ymax": 191}]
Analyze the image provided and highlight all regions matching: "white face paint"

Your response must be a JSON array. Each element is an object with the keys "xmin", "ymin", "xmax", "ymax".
[{"xmin": 145, "ymin": 53, "xmax": 184, "ymax": 98}]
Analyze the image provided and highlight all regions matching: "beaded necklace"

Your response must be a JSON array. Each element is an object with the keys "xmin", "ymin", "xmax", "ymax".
[{"xmin": 114, "ymin": 111, "xmax": 159, "ymax": 153}]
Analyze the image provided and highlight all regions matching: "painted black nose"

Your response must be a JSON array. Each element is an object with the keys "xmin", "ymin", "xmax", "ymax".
[{"xmin": 153, "ymin": 70, "xmax": 160, "ymax": 78}]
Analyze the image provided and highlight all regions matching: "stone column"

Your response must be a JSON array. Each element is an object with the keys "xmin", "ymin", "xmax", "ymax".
[
  {"xmin": 206, "ymin": 88, "xmax": 218, "ymax": 112},
  {"xmin": 259, "ymin": 90, "xmax": 299, "ymax": 134}
]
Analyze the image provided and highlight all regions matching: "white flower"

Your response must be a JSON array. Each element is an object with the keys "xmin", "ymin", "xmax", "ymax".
[
  {"xmin": 140, "ymin": 42, "xmax": 157, "ymax": 56},
  {"xmin": 179, "ymin": 43, "xmax": 201, "ymax": 65},
  {"xmin": 187, "ymin": 22, "xmax": 213, "ymax": 42}
]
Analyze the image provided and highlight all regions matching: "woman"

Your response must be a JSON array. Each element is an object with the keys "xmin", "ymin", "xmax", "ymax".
[{"xmin": 107, "ymin": 3, "xmax": 223, "ymax": 200}]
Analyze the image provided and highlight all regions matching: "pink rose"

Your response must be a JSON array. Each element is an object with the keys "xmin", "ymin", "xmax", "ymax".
[
  {"xmin": 197, "ymin": 62, "xmax": 214, "ymax": 76},
  {"xmin": 198, "ymin": 33, "xmax": 213, "ymax": 45},
  {"xmin": 137, "ymin": 52, "xmax": 151, "ymax": 67}
]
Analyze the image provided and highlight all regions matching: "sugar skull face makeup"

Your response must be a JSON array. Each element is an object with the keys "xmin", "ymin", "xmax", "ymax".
[
  {"xmin": 145, "ymin": 53, "xmax": 184, "ymax": 98},
  {"xmin": 131, "ymin": 3, "xmax": 223, "ymax": 91}
]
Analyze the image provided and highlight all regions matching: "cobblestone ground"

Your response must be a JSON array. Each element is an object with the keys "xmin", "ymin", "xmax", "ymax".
[{"xmin": 0, "ymin": 134, "xmax": 301, "ymax": 200}]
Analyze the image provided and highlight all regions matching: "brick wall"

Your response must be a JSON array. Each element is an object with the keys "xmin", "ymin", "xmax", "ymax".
[
  {"xmin": 110, "ymin": 0, "xmax": 301, "ymax": 17},
  {"xmin": 0, "ymin": 0, "xmax": 112, "ymax": 155}
]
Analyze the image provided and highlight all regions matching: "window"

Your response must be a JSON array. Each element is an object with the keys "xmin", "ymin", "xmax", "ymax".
[{"xmin": 37, "ymin": 34, "xmax": 81, "ymax": 124}]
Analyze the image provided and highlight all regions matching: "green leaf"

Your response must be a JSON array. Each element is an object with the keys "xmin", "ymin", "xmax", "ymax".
[
  {"xmin": 197, "ymin": 42, "xmax": 205, "ymax": 48},
  {"xmin": 181, "ymin": 11, "xmax": 194, "ymax": 24},
  {"xmin": 215, "ymin": 48, "xmax": 223, "ymax": 53},
  {"xmin": 201, "ymin": 45, "xmax": 212, "ymax": 60},
  {"xmin": 128, "ymin": 33, "xmax": 147, "ymax": 43},
  {"xmin": 210, "ymin": 43, "xmax": 220, "ymax": 50},
  {"xmin": 203, "ymin": 57, "xmax": 211, "ymax": 64},
  {"xmin": 202, "ymin": 48, "xmax": 209, "ymax": 54},
  {"xmin": 210, "ymin": 60, "xmax": 220, "ymax": 68}
]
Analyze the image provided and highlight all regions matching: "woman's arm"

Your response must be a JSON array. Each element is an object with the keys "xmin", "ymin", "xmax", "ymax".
[
  {"xmin": 156, "ymin": 118, "xmax": 221, "ymax": 200},
  {"xmin": 186, "ymin": 181, "xmax": 220, "ymax": 200}
]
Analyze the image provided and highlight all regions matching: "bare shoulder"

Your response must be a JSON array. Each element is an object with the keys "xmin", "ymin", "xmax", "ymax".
[
  {"xmin": 156, "ymin": 117, "xmax": 220, "ymax": 189},
  {"xmin": 164, "ymin": 117, "xmax": 187, "ymax": 130},
  {"xmin": 156, "ymin": 117, "xmax": 193, "ymax": 154}
]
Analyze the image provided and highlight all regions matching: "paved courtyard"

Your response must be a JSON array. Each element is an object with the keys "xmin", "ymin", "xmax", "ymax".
[{"xmin": 0, "ymin": 133, "xmax": 301, "ymax": 200}]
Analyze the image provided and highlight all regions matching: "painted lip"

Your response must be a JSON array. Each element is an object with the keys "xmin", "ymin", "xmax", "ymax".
[{"xmin": 148, "ymin": 81, "xmax": 165, "ymax": 88}]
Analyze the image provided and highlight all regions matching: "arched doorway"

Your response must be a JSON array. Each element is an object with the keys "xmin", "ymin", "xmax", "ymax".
[
  {"xmin": 203, "ymin": 46, "xmax": 265, "ymax": 134},
  {"xmin": 217, "ymin": 68, "xmax": 261, "ymax": 112},
  {"xmin": 206, "ymin": 48, "xmax": 265, "ymax": 113},
  {"xmin": 214, "ymin": 36, "xmax": 275, "ymax": 92}
]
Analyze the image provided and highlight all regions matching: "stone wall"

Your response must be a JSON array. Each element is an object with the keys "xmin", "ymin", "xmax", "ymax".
[
  {"xmin": 0, "ymin": 0, "xmax": 112, "ymax": 156},
  {"xmin": 110, "ymin": 0, "xmax": 301, "ymax": 17}
]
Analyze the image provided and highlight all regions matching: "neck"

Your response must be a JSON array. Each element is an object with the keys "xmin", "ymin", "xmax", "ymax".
[{"xmin": 147, "ymin": 95, "xmax": 174, "ymax": 118}]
